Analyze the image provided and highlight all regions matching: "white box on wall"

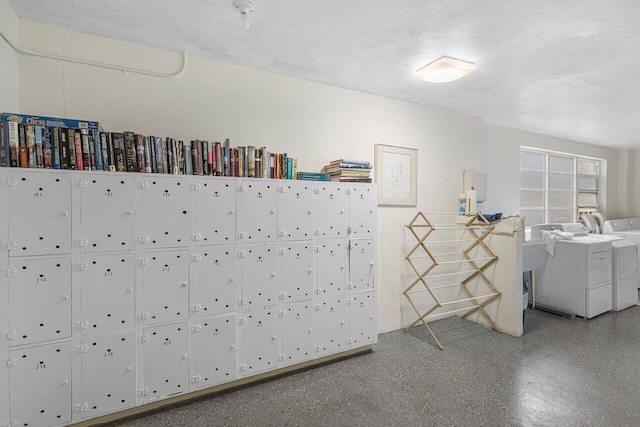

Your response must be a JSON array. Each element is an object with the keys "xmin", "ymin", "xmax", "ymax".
[{"xmin": 463, "ymin": 170, "xmax": 487, "ymax": 203}]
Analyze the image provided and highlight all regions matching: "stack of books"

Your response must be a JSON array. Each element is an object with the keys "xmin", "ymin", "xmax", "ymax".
[
  {"xmin": 297, "ymin": 171, "xmax": 330, "ymax": 181},
  {"xmin": 323, "ymin": 159, "xmax": 372, "ymax": 183}
]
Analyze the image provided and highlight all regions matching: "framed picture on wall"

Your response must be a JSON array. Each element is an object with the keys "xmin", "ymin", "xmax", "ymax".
[{"xmin": 374, "ymin": 144, "xmax": 418, "ymax": 206}]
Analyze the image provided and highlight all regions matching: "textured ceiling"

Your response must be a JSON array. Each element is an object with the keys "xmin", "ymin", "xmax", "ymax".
[{"xmin": 6, "ymin": 0, "xmax": 640, "ymax": 149}]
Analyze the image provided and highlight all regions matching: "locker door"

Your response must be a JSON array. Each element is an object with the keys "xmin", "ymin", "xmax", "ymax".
[
  {"xmin": 240, "ymin": 244, "xmax": 277, "ymax": 309},
  {"xmin": 9, "ymin": 342, "xmax": 72, "ymax": 427},
  {"xmin": 194, "ymin": 246, "xmax": 237, "ymax": 316},
  {"xmin": 316, "ymin": 296, "xmax": 347, "ymax": 355},
  {"xmin": 192, "ymin": 314, "xmax": 237, "ymax": 388},
  {"xmin": 238, "ymin": 308, "xmax": 277, "ymax": 376},
  {"xmin": 279, "ymin": 241, "xmax": 313, "ymax": 303},
  {"xmin": 348, "ymin": 291, "xmax": 376, "ymax": 347},
  {"xmin": 81, "ymin": 331, "xmax": 136, "ymax": 418},
  {"xmin": 315, "ymin": 239, "xmax": 348, "ymax": 298},
  {"xmin": 141, "ymin": 250, "xmax": 189, "ymax": 325},
  {"xmin": 193, "ymin": 178, "xmax": 236, "ymax": 245},
  {"xmin": 139, "ymin": 176, "xmax": 189, "ymax": 249},
  {"xmin": 81, "ymin": 253, "xmax": 135, "ymax": 335},
  {"xmin": 280, "ymin": 302, "xmax": 313, "ymax": 366},
  {"xmin": 142, "ymin": 322, "xmax": 190, "ymax": 403},
  {"xmin": 348, "ymin": 238, "xmax": 375, "ymax": 292},
  {"xmin": 277, "ymin": 181, "xmax": 313, "ymax": 241},
  {"xmin": 315, "ymin": 183, "xmax": 347, "ymax": 239},
  {"xmin": 7, "ymin": 171, "xmax": 71, "ymax": 256},
  {"xmin": 0, "ymin": 177, "xmax": 7, "ymax": 253},
  {"xmin": 80, "ymin": 174, "xmax": 135, "ymax": 252},
  {"xmin": 8, "ymin": 257, "xmax": 72, "ymax": 346},
  {"xmin": 239, "ymin": 180, "xmax": 276, "ymax": 243},
  {"xmin": 347, "ymin": 184, "xmax": 376, "ymax": 238}
]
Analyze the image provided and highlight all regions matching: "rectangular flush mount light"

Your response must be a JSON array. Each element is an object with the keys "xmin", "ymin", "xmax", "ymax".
[{"xmin": 415, "ymin": 56, "xmax": 476, "ymax": 83}]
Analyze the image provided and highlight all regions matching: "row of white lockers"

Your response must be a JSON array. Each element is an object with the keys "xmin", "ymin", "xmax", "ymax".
[
  {"xmin": 0, "ymin": 170, "xmax": 375, "ymax": 257},
  {"xmin": 0, "ymin": 169, "xmax": 377, "ymax": 427},
  {"xmin": 5, "ymin": 240, "xmax": 374, "ymax": 347},
  {"xmin": 5, "ymin": 294, "xmax": 375, "ymax": 426}
]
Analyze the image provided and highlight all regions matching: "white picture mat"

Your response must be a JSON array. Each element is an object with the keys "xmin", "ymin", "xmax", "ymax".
[{"xmin": 374, "ymin": 144, "xmax": 417, "ymax": 206}]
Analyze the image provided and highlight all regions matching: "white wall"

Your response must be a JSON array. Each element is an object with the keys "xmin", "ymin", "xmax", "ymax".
[
  {"xmin": 484, "ymin": 123, "xmax": 621, "ymax": 219},
  {"xmin": 0, "ymin": 0, "xmax": 19, "ymax": 113},
  {"xmin": 13, "ymin": 19, "xmax": 631, "ymax": 333}
]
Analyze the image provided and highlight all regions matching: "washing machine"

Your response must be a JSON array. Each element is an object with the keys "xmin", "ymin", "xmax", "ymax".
[
  {"xmin": 603, "ymin": 218, "xmax": 640, "ymax": 289},
  {"xmin": 530, "ymin": 223, "xmax": 625, "ymax": 318}
]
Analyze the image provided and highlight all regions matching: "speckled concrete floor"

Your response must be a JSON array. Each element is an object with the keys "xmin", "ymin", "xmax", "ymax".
[{"xmin": 107, "ymin": 307, "xmax": 640, "ymax": 426}]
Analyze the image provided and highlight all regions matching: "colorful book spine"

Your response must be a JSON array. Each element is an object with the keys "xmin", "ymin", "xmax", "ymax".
[
  {"xmin": 154, "ymin": 136, "xmax": 164, "ymax": 174},
  {"xmin": 8, "ymin": 121, "xmax": 18, "ymax": 167},
  {"xmin": 81, "ymin": 129, "xmax": 92, "ymax": 170},
  {"xmin": 215, "ymin": 142, "xmax": 222, "ymax": 176},
  {"xmin": 144, "ymin": 136, "xmax": 152, "ymax": 173},
  {"xmin": 135, "ymin": 134, "xmax": 145, "ymax": 172},
  {"xmin": 18, "ymin": 124, "xmax": 27, "ymax": 168},
  {"xmin": 67, "ymin": 129, "xmax": 77, "ymax": 170},
  {"xmin": 74, "ymin": 130, "xmax": 84, "ymax": 171},
  {"xmin": 111, "ymin": 133, "xmax": 125, "ymax": 172},
  {"xmin": 123, "ymin": 131, "xmax": 136, "ymax": 173},
  {"xmin": 100, "ymin": 132, "xmax": 109, "ymax": 171},
  {"xmin": 106, "ymin": 133, "xmax": 115, "ymax": 172},
  {"xmin": 93, "ymin": 130, "xmax": 103, "ymax": 171},
  {"xmin": 184, "ymin": 141, "xmax": 193, "ymax": 175},
  {"xmin": 42, "ymin": 126, "xmax": 52, "ymax": 169},
  {"xmin": 59, "ymin": 129, "xmax": 69, "ymax": 169},
  {"xmin": 26, "ymin": 125, "xmax": 36, "ymax": 168},
  {"xmin": 0, "ymin": 121, "xmax": 7, "ymax": 167},
  {"xmin": 247, "ymin": 145, "xmax": 255, "ymax": 178},
  {"xmin": 51, "ymin": 127, "xmax": 60, "ymax": 169},
  {"xmin": 34, "ymin": 126, "xmax": 44, "ymax": 168},
  {"xmin": 161, "ymin": 138, "xmax": 169, "ymax": 174}
]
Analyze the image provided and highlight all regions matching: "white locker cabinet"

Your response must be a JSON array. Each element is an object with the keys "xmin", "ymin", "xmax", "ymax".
[
  {"xmin": 240, "ymin": 244, "xmax": 278, "ymax": 309},
  {"xmin": 192, "ymin": 314, "xmax": 237, "ymax": 388},
  {"xmin": 80, "ymin": 331, "xmax": 136, "ymax": 418},
  {"xmin": 348, "ymin": 238, "xmax": 376, "ymax": 291},
  {"xmin": 80, "ymin": 174, "xmax": 135, "ymax": 252},
  {"xmin": 81, "ymin": 253, "xmax": 135, "ymax": 335},
  {"xmin": 279, "ymin": 241, "xmax": 314, "ymax": 303},
  {"xmin": 280, "ymin": 302, "xmax": 313, "ymax": 366},
  {"xmin": 348, "ymin": 291, "xmax": 376, "ymax": 347},
  {"xmin": 9, "ymin": 342, "xmax": 72, "ymax": 427},
  {"xmin": 315, "ymin": 239, "xmax": 348, "ymax": 298},
  {"xmin": 142, "ymin": 322, "xmax": 190, "ymax": 403},
  {"xmin": 138, "ymin": 176, "xmax": 189, "ymax": 248},
  {"xmin": 347, "ymin": 184, "xmax": 376, "ymax": 238},
  {"xmin": 141, "ymin": 250, "xmax": 189, "ymax": 325},
  {"xmin": 8, "ymin": 256, "xmax": 72, "ymax": 346},
  {"xmin": 7, "ymin": 171, "xmax": 71, "ymax": 257},
  {"xmin": 316, "ymin": 296, "xmax": 347, "ymax": 355},
  {"xmin": 238, "ymin": 308, "xmax": 277, "ymax": 376},
  {"xmin": 0, "ymin": 178, "xmax": 7, "ymax": 427},
  {"xmin": 315, "ymin": 183, "xmax": 347, "ymax": 239},
  {"xmin": 238, "ymin": 180, "xmax": 276, "ymax": 243},
  {"xmin": 193, "ymin": 246, "xmax": 237, "ymax": 316},
  {"xmin": 193, "ymin": 178, "xmax": 236, "ymax": 245},
  {"xmin": 277, "ymin": 181, "xmax": 313, "ymax": 241}
]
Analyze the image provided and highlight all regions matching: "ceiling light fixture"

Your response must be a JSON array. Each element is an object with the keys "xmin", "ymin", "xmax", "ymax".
[
  {"xmin": 414, "ymin": 56, "xmax": 476, "ymax": 83},
  {"xmin": 233, "ymin": 0, "xmax": 255, "ymax": 30}
]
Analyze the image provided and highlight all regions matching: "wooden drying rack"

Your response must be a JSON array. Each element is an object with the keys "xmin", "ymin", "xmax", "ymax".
[{"xmin": 402, "ymin": 211, "xmax": 501, "ymax": 350}]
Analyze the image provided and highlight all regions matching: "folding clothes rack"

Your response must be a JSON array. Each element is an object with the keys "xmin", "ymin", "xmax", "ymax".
[{"xmin": 403, "ymin": 211, "xmax": 500, "ymax": 350}]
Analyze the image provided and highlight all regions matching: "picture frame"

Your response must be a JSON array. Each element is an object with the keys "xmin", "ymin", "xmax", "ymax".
[{"xmin": 374, "ymin": 144, "xmax": 418, "ymax": 206}]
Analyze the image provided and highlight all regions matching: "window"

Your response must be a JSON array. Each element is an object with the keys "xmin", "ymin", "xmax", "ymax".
[{"xmin": 519, "ymin": 148, "xmax": 600, "ymax": 227}]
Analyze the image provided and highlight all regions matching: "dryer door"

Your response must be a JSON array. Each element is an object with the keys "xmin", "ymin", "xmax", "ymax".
[{"xmin": 618, "ymin": 243, "xmax": 638, "ymax": 281}]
